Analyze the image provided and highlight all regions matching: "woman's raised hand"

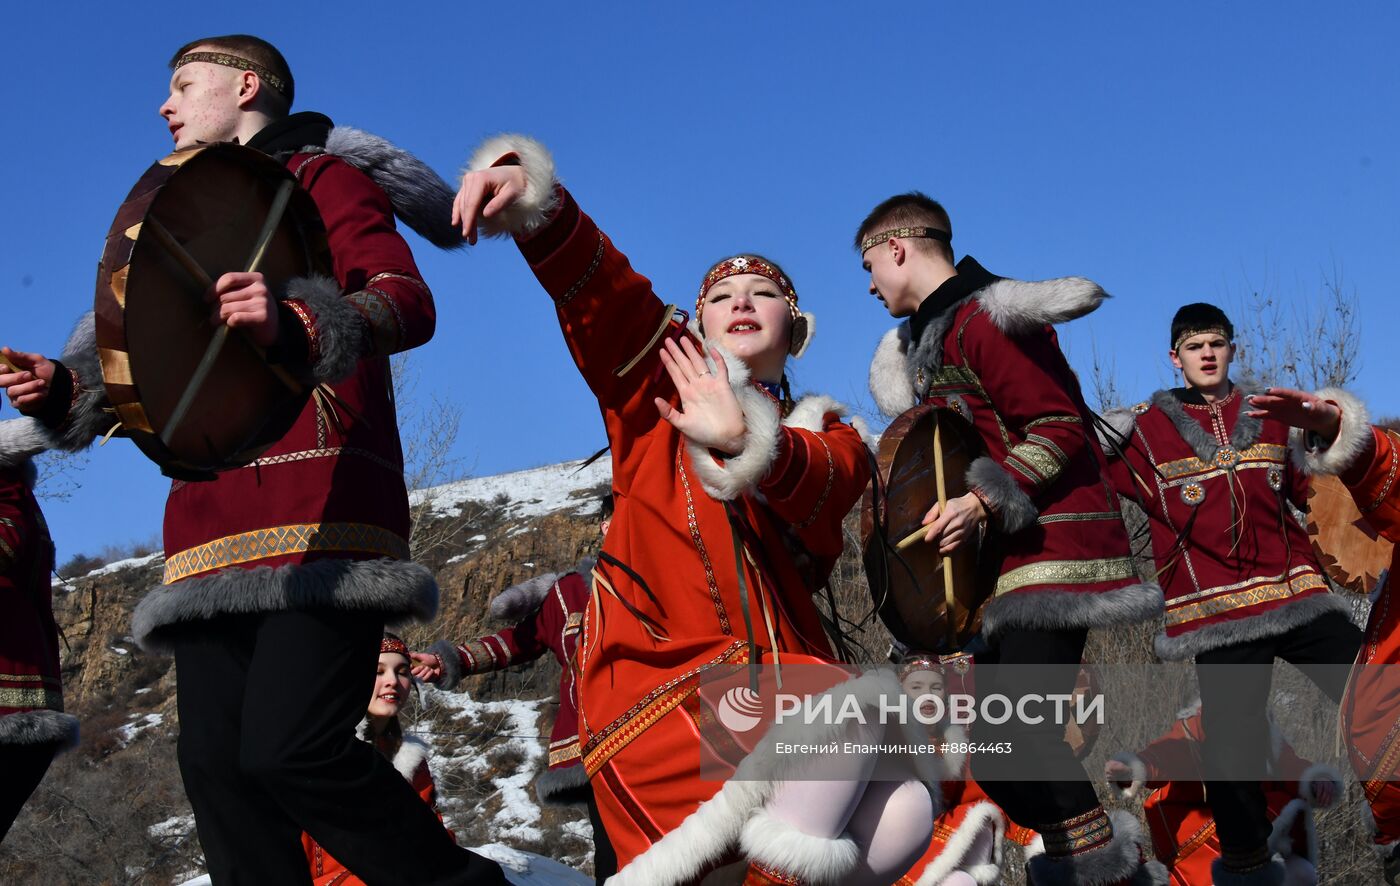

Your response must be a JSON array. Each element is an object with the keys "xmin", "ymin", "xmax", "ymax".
[
  {"xmin": 452, "ymin": 165, "xmax": 530, "ymax": 245},
  {"xmin": 409, "ymin": 651, "xmax": 444, "ymax": 683},
  {"xmin": 655, "ymin": 337, "xmax": 748, "ymax": 456}
]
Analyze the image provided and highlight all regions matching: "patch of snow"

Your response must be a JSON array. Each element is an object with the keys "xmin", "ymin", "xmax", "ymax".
[
  {"xmin": 446, "ymin": 553, "xmax": 468, "ymax": 564},
  {"xmin": 110, "ymin": 646, "xmax": 130, "ymax": 656},
  {"xmin": 134, "ymin": 687, "xmax": 152, "ymax": 695},
  {"xmin": 470, "ymin": 844, "xmax": 591, "ymax": 885},
  {"xmin": 411, "ymin": 457, "xmax": 610, "ymax": 521},
  {"xmin": 52, "ymin": 551, "xmax": 163, "ymax": 587},
  {"xmin": 149, "ymin": 814, "xmax": 195, "ymax": 839},
  {"xmin": 468, "ymin": 534, "xmax": 487, "ymax": 542},
  {"xmin": 116, "ymin": 712, "xmax": 163, "ymax": 747},
  {"xmin": 176, "ymin": 877, "xmax": 210, "ymax": 886}
]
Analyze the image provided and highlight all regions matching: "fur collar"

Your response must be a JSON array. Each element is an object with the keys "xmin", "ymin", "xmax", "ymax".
[
  {"xmin": 0, "ymin": 419, "xmax": 49, "ymax": 467},
  {"xmin": 354, "ymin": 719, "xmax": 431, "ymax": 782},
  {"xmin": 300, "ymin": 126, "xmax": 463, "ymax": 251},
  {"xmin": 1149, "ymin": 384, "xmax": 1265, "ymax": 463},
  {"xmin": 868, "ymin": 275, "xmax": 1107, "ymax": 419},
  {"xmin": 489, "ymin": 571, "xmax": 562, "ymax": 622}
]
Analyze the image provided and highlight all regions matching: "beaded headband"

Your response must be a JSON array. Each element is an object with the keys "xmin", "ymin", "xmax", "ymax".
[
  {"xmin": 1172, "ymin": 326, "xmax": 1231, "ymax": 352},
  {"xmin": 175, "ymin": 51, "xmax": 290, "ymax": 98},
  {"xmin": 897, "ymin": 655, "xmax": 944, "ymax": 683},
  {"xmin": 380, "ymin": 635, "xmax": 410, "ymax": 657},
  {"xmin": 859, "ymin": 226, "xmax": 951, "ymax": 254},
  {"xmin": 696, "ymin": 256, "xmax": 800, "ymax": 324}
]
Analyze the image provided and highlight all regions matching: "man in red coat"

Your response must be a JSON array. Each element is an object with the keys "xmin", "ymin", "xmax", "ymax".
[
  {"xmin": 1248, "ymin": 384, "xmax": 1400, "ymax": 884},
  {"xmin": 0, "ymin": 35, "xmax": 504, "ymax": 884},
  {"xmin": 1099, "ymin": 304, "xmax": 1362, "ymax": 884},
  {"xmin": 0, "ymin": 401, "xmax": 79, "ymax": 843},
  {"xmin": 859, "ymin": 193, "xmax": 1166, "ymax": 885}
]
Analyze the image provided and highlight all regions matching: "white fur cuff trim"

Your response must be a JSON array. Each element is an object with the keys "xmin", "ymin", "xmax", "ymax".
[
  {"xmin": 739, "ymin": 808, "xmax": 860, "ymax": 884},
  {"xmin": 1289, "ymin": 387, "xmax": 1371, "ymax": 476},
  {"xmin": 1108, "ymin": 751, "xmax": 1148, "ymax": 799},
  {"xmin": 465, "ymin": 133, "xmax": 560, "ymax": 238},
  {"xmin": 685, "ymin": 348, "xmax": 782, "ymax": 501},
  {"xmin": 1298, "ymin": 762, "xmax": 1343, "ymax": 808}
]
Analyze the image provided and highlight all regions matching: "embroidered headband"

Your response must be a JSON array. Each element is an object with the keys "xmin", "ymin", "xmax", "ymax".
[
  {"xmin": 897, "ymin": 655, "xmax": 944, "ymax": 683},
  {"xmin": 859, "ymin": 226, "xmax": 951, "ymax": 254},
  {"xmin": 380, "ymin": 634, "xmax": 410, "ymax": 657},
  {"xmin": 175, "ymin": 51, "xmax": 290, "ymax": 98},
  {"xmin": 1172, "ymin": 326, "xmax": 1231, "ymax": 352},
  {"xmin": 696, "ymin": 256, "xmax": 800, "ymax": 323}
]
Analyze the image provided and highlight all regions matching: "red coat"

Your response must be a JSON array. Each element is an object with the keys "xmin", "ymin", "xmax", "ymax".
[
  {"xmin": 431, "ymin": 566, "xmax": 591, "ymax": 805},
  {"xmin": 302, "ymin": 733, "xmax": 446, "ymax": 885},
  {"xmin": 869, "ymin": 258, "xmax": 1160, "ymax": 637},
  {"xmin": 0, "ymin": 462, "xmax": 78, "ymax": 748},
  {"xmin": 503, "ymin": 178, "xmax": 869, "ymax": 872},
  {"xmin": 1112, "ymin": 710, "xmax": 1329, "ymax": 885},
  {"xmin": 1302, "ymin": 410, "xmax": 1400, "ymax": 847},
  {"xmin": 41, "ymin": 117, "xmax": 451, "ymax": 649},
  {"xmin": 1103, "ymin": 387, "xmax": 1346, "ymax": 659}
]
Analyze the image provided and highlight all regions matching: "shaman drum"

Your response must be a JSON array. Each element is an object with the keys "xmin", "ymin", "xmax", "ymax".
[
  {"xmin": 1307, "ymin": 472, "xmax": 1393, "ymax": 595},
  {"xmin": 862, "ymin": 404, "xmax": 988, "ymax": 653},
  {"xmin": 94, "ymin": 143, "xmax": 329, "ymax": 478}
]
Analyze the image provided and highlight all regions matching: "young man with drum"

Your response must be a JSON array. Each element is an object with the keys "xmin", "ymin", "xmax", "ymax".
[
  {"xmin": 0, "ymin": 34, "xmax": 504, "ymax": 884},
  {"xmin": 859, "ymin": 192, "xmax": 1167, "ymax": 886},
  {"xmin": 1098, "ymin": 303, "xmax": 1364, "ymax": 884}
]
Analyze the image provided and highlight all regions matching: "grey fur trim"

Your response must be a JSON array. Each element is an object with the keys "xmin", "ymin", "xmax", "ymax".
[
  {"xmin": 320, "ymin": 127, "xmax": 464, "ymax": 250},
  {"xmin": 869, "ymin": 324, "xmax": 918, "ymax": 419},
  {"xmin": 1150, "ymin": 385, "xmax": 1265, "ymax": 465},
  {"xmin": 0, "ymin": 709, "xmax": 80, "ymax": 750},
  {"xmin": 428, "ymin": 638, "xmax": 465, "ymax": 690},
  {"xmin": 981, "ymin": 581, "xmax": 1164, "ymax": 638},
  {"xmin": 975, "ymin": 277, "xmax": 1108, "ymax": 336},
  {"xmin": 1027, "ymin": 811, "xmax": 1166, "ymax": 886},
  {"xmin": 535, "ymin": 762, "xmax": 591, "ymax": 807},
  {"xmin": 131, "ymin": 557, "xmax": 438, "ymax": 652},
  {"xmin": 1290, "ymin": 387, "xmax": 1371, "ymax": 476},
  {"xmin": 466, "ymin": 134, "xmax": 560, "ymax": 238},
  {"xmin": 909, "ymin": 296, "xmax": 976, "ymax": 402},
  {"xmin": 739, "ymin": 806, "xmax": 860, "ymax": 883},
  {"xmin": 783, "ymin": 394, "xmax": 849, "ymax": 434},
  {"xmin": 1209, "ymin": 858, "xmax": 1286, "ymax": 886},
  {"xmin": 1267, "ymin": 798, "xmax": 1308, "ymax": 859},
  {"xmin": 0, "ymin": 420, "xmax": 49, "ymax": 466},
  {"xmin": 966, "ymin": 456, "xmax": 1038, "ymax": 534},
  {"xmin": 40, "ymin": 312, "xmax": 112, "ymax": 452},
  {"xmin": 1153, "ymin": 591, "xmax": 1351, "ymax": 661},
  {"xmin": 284, "ymin": 275, "xmax": 363, "ymax": 383},
  {"xmin": 684, "ymin": 346, "xmax": 781, "ymax": 501},
  {"xmin": 575, "ymin": 556, "xmax": 596, "ymax": 579},
  {"xmin": 489, "ymin": 572, "xmax": 562, "ymax": 622},
  {"xmin": 1107, "ymin": 751, "xmax": 1148, "ymax": 799},
  {"xmin": 1097, "ymin": 407, "xmax": 1138, "ymax": 457},
  {"xmin": 1298, "ymin": 762, "xmax": 1343, "ymax": 807}
]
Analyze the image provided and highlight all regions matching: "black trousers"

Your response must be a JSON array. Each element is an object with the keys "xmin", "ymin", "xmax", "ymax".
[
  {"xmin": 1195, "ymin": 611, "xmax": 1363, "ymax": 856},
  {"xmin": 171, "ymin": 609, "xmax": 507, "ymax": 885},
  {"xmin": 0, "ymin": 740, "xmax": 58, "ymax": 844},
  {"xmin": 585, "ymin": 787, "xmax": 617, "ymax": 885},
  {"xmin": 972, "ymin": 627, "xmax": 1103, "ymax": 831}
]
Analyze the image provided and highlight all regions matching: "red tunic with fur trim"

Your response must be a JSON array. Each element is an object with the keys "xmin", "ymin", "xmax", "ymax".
[
  {"xmin": 513, "ymin": 187, "xmax": 869, "ymax": 871},
  {"xmin": 1327, "ymin": 425, "xmax": 1400, "ymax": 847},
  {"xmin": 870, "ymin": 262, "xmax": 1157, "ymax": 637},
  {"xmin": 1103, "ymin": 388, "xmax": 1343, "ymax": 660},
  {"xmin": 440, "ymin": 570, "xmax": 589, "ymax": 804},
  {"xmin": 1119, "ymin": 711, "xmax": 1322, "ymax": 885},
  {"xmin": 0, "ymin": 464, "xmax": 73, "ymax": 745}
]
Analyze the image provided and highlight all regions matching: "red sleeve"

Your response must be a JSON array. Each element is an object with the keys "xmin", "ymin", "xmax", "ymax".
[
  {"xmin": 1346, "ymin": 428, "xmax": 1400, "ymax": 543},
  {"xmin": 963, "ymin": 321, "xmax": 1090, "ymax": 503},
  {"xmin": 292, "ymin": 155, "xmax": 437, "ymax": 358},
  {"xmin": 453, "ymin": 607, "xmax": 550, "ymax": 675},
  {"xmin": 760, "ymin": 420, "xmax": 871, "ymax": 561},
  {"xmin": 1135, "ymin": 716, "xmax": 1204, "ymax": 790},
  {"xmin": 0, "ymin": 476, "xmax": 28, "ymax": 575}
]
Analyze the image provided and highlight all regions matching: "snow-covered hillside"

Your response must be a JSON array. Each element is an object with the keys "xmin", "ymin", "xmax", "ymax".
[{"xmin": 412, "ymin": 456, "xmax": 611, "ymax": 520}]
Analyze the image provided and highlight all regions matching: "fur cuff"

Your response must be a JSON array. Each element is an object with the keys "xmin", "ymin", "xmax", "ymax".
[
  {"xmin": 685, "ymin": 348, "xmax": 782, "ymax": 501},
  {"xmin": 131, "ymin": 557, "xmax": 438, "ymax": 652},
  {"xmin": 535, "ymin": 761, "xmax": 591, "ymax": 807},
  {"xmin": 912, "ymin": 800, "xmax": 1005, "ymax": 886},
  {"xmin": 1027, "ymin": 811, "xmax": 1166, "ymax": 885},
  {"xmin": 0, "ymin": 419, "xmax": 52, "ymax": 466},
  {"xmin": 1267, "ymin": 797, "xmax": 1311, "ymax": 860},
  {"xmin": 1289, "ymin": 387, "xmax": 1371, "ymax": 476},
  {"xmin": 976, "ymin": 277, "xmax": 1108, "ymax": 336},
  {"xmin": 284, "ymin": 275, "xmax": 363, "ymax": 383},
  {"xmin": 323, "ymin": 127, "xmax": 464, "ymax": 250},
  {"xmin": 1298, "ymin": 762, "xmax": 1343, "ymax": 808},
  {"xmin": 1107, "ymin": 751, "xmax": 1148, "ymax": 799},
  {"xmin": 981, "ymin": 581, "xmax": 1164, "ymax": 638},
  {"xmin": 1153, "ymin": 592, "xmax": 1351, "ymax": 661},
  {"xmin": 37, "ymin": 313, "xmax": 113, "ymax": 452},
  {"xmin": 489, "ymin": 572, "xmax": 561, "ymax": 621},
  {"xmin": 1209, "ymin": 858, "xmax": 1286, "ymax": 886},
  {"xmin": 739, "ymin": 807, "xmax": 860, "ymax": 885},
  {"xmin": 429, "ymin": 638, "xmax": 466, "ymax": 690},
  {"xmin": 0, "ymin": 709, "xmax": 80, "ymax": 751},
  {"xmin": 465, "ymin": 134, "xmax": 560, "ymax": 238},
  {"xmin": 966, "ymin": 456, "xmax": 1038, "ymax": 533},
  {"xmin": 869, "ymin": 324, "xmax": 918, "ymax": 419}
]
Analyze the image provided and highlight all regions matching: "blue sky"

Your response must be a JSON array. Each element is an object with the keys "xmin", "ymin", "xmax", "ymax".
[{"xmin": 5, "ymin": 2, "xmax": 1397, "ymax": 559}]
